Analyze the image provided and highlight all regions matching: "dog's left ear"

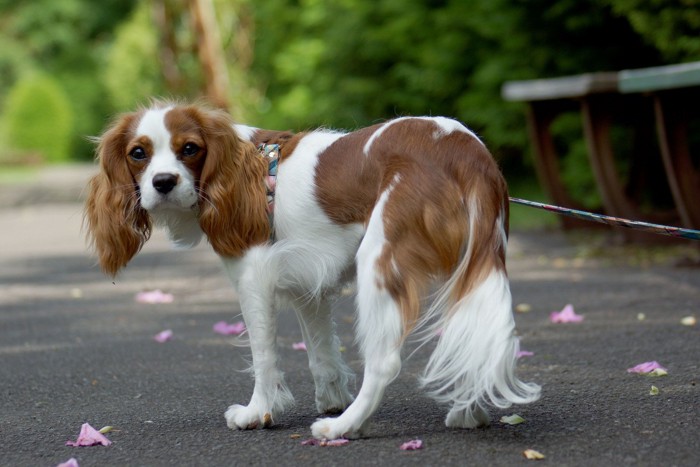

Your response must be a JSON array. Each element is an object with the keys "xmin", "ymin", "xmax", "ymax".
[
  {"xmin": 84, "ymin": 112, "xmax": 151, "ymax": 276},
  {"xmin": 195, "ymin": 107, "xmax": 270, "ymax": 257}
]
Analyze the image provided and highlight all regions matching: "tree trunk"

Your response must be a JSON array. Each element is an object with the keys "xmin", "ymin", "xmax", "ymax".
[{"xmin": 189, "ymin": 0, "xmax": 230, "ymax": 109}]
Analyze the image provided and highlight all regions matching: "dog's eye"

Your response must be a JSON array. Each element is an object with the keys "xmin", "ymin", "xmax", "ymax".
[
  {"xmin": 182, "ymin": 143, "xmax": 200, "ymax": 157},
  {"xmin": 129, "ymin": 147, "xmax": 146, "ymax": 161}
]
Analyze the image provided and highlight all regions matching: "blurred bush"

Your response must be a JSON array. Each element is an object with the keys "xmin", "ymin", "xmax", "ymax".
[
  {"xmin": 1, "ymin": 74, "xmax": 74, "ymax": 164},
  {"xmin": 103, "ymin": 3, "xmax": 164, "ymax": 110}
]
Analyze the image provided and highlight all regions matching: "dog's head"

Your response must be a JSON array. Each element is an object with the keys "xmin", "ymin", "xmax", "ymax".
[{"xmin": 84, "ymin": 101, "xmax": 270, "ymax": 276}]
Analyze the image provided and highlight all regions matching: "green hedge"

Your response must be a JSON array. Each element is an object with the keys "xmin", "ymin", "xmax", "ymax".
[{"xmin": 2, "ymin": 74, "xmax": 74, "ymax": 163}]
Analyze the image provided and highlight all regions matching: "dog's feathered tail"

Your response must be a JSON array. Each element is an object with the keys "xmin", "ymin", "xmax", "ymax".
[{"xmin": 418, "ymin": 194, "xmax": 540, "ymax": 415}]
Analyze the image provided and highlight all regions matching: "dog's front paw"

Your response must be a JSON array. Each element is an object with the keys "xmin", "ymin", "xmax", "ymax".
[
  {"xmin": 225, "ymin": 404, "xmax": 273, "ymax": 430},
  {"xmin": 310, "ymin": 416, "xmax": 365, "ymax": 440}
]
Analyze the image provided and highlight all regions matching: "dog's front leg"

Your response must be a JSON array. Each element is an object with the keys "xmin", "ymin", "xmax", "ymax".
[{"xmin": 222, "ymin": 257, "xmax": 294, "ymax": 430}]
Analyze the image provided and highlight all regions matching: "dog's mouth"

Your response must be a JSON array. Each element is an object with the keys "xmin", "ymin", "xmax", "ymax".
[{"xmin": 139, "ymin": 189, "xmax": 198, "ymax": 213}]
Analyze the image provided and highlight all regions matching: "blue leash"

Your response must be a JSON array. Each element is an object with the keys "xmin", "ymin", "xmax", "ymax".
[{"xmin": 509, "ymin": 197, "xmax": 700, "ymax": 241}]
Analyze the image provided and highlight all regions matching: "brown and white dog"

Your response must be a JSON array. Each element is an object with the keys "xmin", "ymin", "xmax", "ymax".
[{"xmin": 84, "ymin": 101, "xmax": 540, "ymax": 440}]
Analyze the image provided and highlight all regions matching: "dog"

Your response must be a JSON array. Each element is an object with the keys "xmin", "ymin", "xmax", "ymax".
[{"xmin": 84, "ymin": 101, "xmax": 540, "ymax": 440}]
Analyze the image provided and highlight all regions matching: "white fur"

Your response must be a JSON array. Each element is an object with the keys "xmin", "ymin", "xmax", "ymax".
[
  {"xmin": 221, "ymin": 129, "xmax": 364, "ymax": 430},
  {"xmin": 312, "ymin": 177, "xmax": 403, "ymax": 439},
  {"xmin": 129, "ymin": 109, "xmax": 539, "ymax": 439},
  {"xmin": 418, "ymin": 204, "xmax": 540, "ymax": 427},
  {"xmin": 233, "ymin": 123, "xmax": 258, "ymax": 141}
]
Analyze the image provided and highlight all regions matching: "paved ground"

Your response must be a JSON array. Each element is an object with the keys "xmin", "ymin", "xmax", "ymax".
[{"xmin": 1, "ymin": 165, "xmax": 699, "ymax": 466}]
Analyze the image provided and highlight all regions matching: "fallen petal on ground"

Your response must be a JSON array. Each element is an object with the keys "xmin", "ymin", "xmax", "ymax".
[
  {"xmin": 301, "ymin": 438, "xmax": 349, "ymax": 446},
  {"xmin": 153, "ymin": 329, "xmax": 173, "ymax": 343},
  {"xmin": 627, "ymin": 361, "xmax": 667, "ymax": 374},
  {"xmin": 56, "ymin": 458, "xmax": 79, "ymax": 467},
  {"xmin": 65, "ymin": 422, "xmax": 112, "ymax": 447},
  {"xmin": 523, "ymin": 449, "xmax": 545, "ymax": 460},
  {"xmin": 400, "ymin": 439, "xmax": 423, "ymax": 450},
  {"xmin": 500, "ymin": 414, "xmax": 526, "ymax": 425},
  {"xmin": 135, "ymin": 290, "xmax": 174, "ymax": 304},
  {"xmin": 549, "ymin": 304, "xmax": 584, "ymax": 323},
  {"xmin": 213, "ymin": 320, "xmax": 246, "ymax": 335},
  {"xmin": 681, "ymin": 316, "xmax": 696, "ymax": 326}
]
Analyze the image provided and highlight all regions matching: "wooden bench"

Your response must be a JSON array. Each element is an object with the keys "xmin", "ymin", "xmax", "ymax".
[
  {"xmin": 619, "ymin": 62, "xmax": 700, "ymax": 230},
  {"xmin": 502, "ymin": 62, "xmax": 700, "ymax": 236}
]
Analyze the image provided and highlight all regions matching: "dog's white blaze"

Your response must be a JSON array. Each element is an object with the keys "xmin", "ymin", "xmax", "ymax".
[{"xmin": 136, "ymin": 107, "xmax": 172, "ymax": 144}]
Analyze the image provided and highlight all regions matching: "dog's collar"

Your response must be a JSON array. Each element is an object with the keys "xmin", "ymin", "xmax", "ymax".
[{"xmin": 258, "ymin": 143, "xmax": 280, "ymax": 238}]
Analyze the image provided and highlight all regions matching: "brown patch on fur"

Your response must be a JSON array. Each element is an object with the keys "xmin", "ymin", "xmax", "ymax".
[
  {"xmin": 248, "ymin": 129, "xmax": 305, "ymax": 163},
  {"xmin": 165, "ymin": 105, "xmax": 271, "ymax": 257},
  {"xmin": 315, "ymin": 119, "xmax": 509, "ymax": 334},
  {"xmin": 314, "ymin": 124, "xmax": 385, "ymax": 224},
  {"xmin": 84, "ymin": 110, "xmax": 152, "ymax": 276}
]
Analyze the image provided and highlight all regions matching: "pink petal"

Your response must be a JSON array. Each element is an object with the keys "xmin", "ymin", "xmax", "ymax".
[
  {"xmin": 301, "ymin": 438, "xmax": 349, "ymax": 446},
  {"xmin": 57, "ymin": 458, "xmax": 79, "ymax": 467},
  {"xmin": 400, "ymin": 439, "xmax": 424, "ymax": 450},
  {"xmin": 292, "ymin": 341, "xmax": 307, "ymax": 351},
  {"xmin": 213, "ymin": 320, "xmax": 246, "ymax": 335},
  {"xmin": 517, "ymin": 350, "xmax": 534, "ymax": 358},
  {"xmin": 135, "ymin": 289, "xmax": 174, "ymax": 304},
  {"xmin": 549, "ymin": 304, "xmax": 584, "ymax": 323},
  {"xmin": 153, "ymin": 329, "xmax": 173, "ymax": 343},
  {"xmin": 65, "ymin": 422, "xmax": 112, "ymax": 447},
  {"xmin": 324, "ymin": 438, "xmax": 350, "ymax": 446},
  {"xmin": 627, "ymin": 361, "xmax": 667, "ymax": 374}
]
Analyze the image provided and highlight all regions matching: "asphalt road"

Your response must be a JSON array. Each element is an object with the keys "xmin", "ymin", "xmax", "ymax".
[{"xmin": 1, "ymin": 182, "xmax": 699, "ymax": 466}]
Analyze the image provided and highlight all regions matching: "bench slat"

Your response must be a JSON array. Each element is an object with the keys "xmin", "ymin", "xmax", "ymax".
[
  {"xmin": 619, "ymin": 61, "xmax": 700, "ymax": 93},
  {"xmin": 502, "ymin": 72, "xmax": 618, "ymax": 101}
]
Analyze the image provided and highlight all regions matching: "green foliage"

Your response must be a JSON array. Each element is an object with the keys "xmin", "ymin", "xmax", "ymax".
[
  {"xmin": 2, "ymin": 74, "xmax": 74, "ymax": 163},
  {"xmin": 0, "ymin": 0, "xmax": 696, "ymax": 182},
  {"xmin": 103, "ymin": 3, "xmax": 165, "ymax": 110},
  {"xmin": 0, "ymin": 0, "xmax": 137, "ymax": 160},
  {"xmin": 606, "ymin": 0, "xmax": 700, "ymax": 62},
  {"xmin": 250, "ymin": 0, "xmax": 662, "ymax": 135},
  {"xmin": 248, "ymin": 0, "xmax": 670, "ymax": 210}
]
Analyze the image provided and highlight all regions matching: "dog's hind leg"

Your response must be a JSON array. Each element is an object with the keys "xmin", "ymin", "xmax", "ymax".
[
  {"xmin": 293, "ymin": 297, "xmax": 355, "ymax": 414},
  {"xmin": 311, "ymin": 184, "xmax": 404, "ymax": 440}
]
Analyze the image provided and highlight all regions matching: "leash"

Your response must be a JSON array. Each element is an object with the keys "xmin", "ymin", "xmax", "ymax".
[{"xmin": 509, "ymin": 197, "xmax": 700, "ymax": 241}]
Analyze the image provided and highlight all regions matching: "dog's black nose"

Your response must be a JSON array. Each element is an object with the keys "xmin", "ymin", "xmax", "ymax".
[{"xmin": 152, "ymin": 173, "xmax": 179, "ymax": 194}]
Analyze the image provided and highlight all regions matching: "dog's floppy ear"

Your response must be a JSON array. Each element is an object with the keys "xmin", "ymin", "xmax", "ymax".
[
  {"xmin": 84, "ymin": 112, "xmax": 151, "ymax": 276},
  {"xmin": 195, "ymin": 106, "xmax": 270, "ymax": 257}
]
